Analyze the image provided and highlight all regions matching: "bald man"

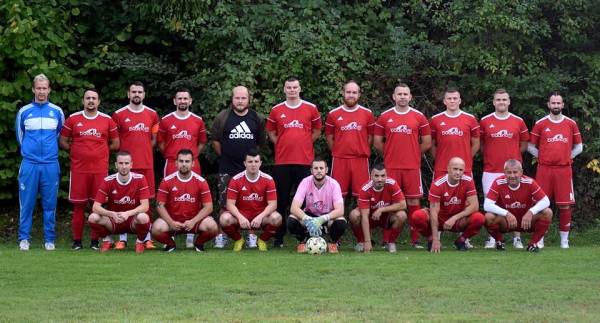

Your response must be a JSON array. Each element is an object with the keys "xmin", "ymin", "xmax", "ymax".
[
  {"xmin": 211, "ymin": 86, "xmax": 266, "ymax": 248},
  {"xmin": 410, "ymin": 157, "xmax": 485, "ymax": 252}
]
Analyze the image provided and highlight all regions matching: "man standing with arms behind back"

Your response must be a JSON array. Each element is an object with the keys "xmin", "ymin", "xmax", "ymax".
[{"xmin": 15, "ymin": 74, "xmax": 64, "ymax": 251}]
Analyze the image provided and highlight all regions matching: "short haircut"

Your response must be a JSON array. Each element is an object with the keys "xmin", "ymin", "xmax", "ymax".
[
  {"xmin": 83, "ymin": 88, "xmax": 100, "ymax": 99},
  {"xmin": 548, "ymin": 90, "xmax": 563, "ymax": 100},
  {"xmin": 370, "ymin": 163, "xmax": 386, "ymax": 172},
  {"xmin": 285, "ymin": 77, "xmax": 299, "ymax": 84},
  {"xmin": 33, "ymin": 74, "xmax": 50, "ymax": 87},
  {"xmin": 494, "ymin": 88, "xmax": 509, "ymax": 97},
  {"xmin": 177, "ymin": 149, "xmax": 194, "ymax": 159},
  {"xmin": 445, "ymin": 86, "xmax": 460, "ymax": 95},
  {"xmin": 343, "ymin": 80, "xmax": 360, "ymax": 92},
  {"xmin": 395, "ymin": 82, "xmax": 410, "ymax": 90},
  {"xmin": 175, "ymin": 88, "xmax": 192, "ymax": 98},
  {"xmin": 129, "ymin": 81, "xmax": 145, "ymax": 90},
  {"xmin": 311, "ymin": 156, "xmax": 327, "ymax": 166},
  {"xmin": 116, "ymin": 150, "xmax": 132, "ymax": 159},
  {"xmin": 503, "ymin": 159, "xmax": 522, "ymax": 170},
  {"xmin": 245, "ymin": 148, "xmax": 260, "ymax": 160}
]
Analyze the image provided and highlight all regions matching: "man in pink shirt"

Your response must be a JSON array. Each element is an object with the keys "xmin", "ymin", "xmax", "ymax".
[{"xmin": 288, "ymin": 158, "xmax": 346, "ymax": 253}]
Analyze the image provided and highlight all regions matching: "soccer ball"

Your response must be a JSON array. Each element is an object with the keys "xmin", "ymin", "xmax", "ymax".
[{"xmin": 306, "ymin": 237, "xmax": 327, "ymax": 255}]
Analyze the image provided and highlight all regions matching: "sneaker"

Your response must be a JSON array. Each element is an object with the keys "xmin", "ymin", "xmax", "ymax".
[
  {"xmin": 560, "ymin": 240, "xmax": 570, "ymax": 249},
  {"xmin": 72, "ymin": 240, "xmax": 83, "ymax": 250},
  {"xmin": 90, "ymin": 240, "xmax": 100, "ymax": 250},
  {"xmin": 527, "ymin": 244, "xmax": 539, "ymax": 253},
  {"xmin": 246, "ymin": 233, "xmax": 258, "ymax": 248},
  {"xmin": 412, "ymin": 242, "xmax": 424, "ymax": 249},
  {"xmin": 144, "ymin": 240, "xmax": 156, "ymax": 250},
  {"xmin": 495, "ymin": 240, "xmax": 506, "ymax": 251},
  {"xmin": 114, "ymin": 240, "xmax": 127, "ymax": 250},
  {"xmin": 19, "ymin": 240, "xmax": 30, "ymax": 251},
  {"xmin": 464, "ymin": 239, "xmax": 474, "ymax": 249},
  {"xmin": 194, "ymin": 244, "xmax": 205, "ymax": 252},
  {"xmin": 44, "ymin": 242, "xmax": 55, "ymax": 251},
  {"xmin": 513, "ymin": 237, "xmax": 524, "ymax": 249},
  {"xmin": 163, "ymin": 245, "xmax": 176, "ymax": 252},
  {"xmin": 135, "ymin": 242, "xmax": 145, "ymax": 254},
  {"xmin": 387, "ymin": 243, "xmax": 397, "ymax": 253},
  {"xmin": 185, "ymin": 234, "xmax": 194, "ymax": 249},
  {"xmin": 454, "ymin": 239, "xmax": 468, "ymax": 251},
  {"xmin": 100, "ymin": 241, "xmax": 112, "ymax": 252},
  {"xmin": 327, "ymin": 243, "xmax": 339, "ymax": 254},
  {"xmin": 214, "ymin": 233, "xmax": 226, "ymax": 249},
  {"xmin": 484, "ymin": 237, "xmax": 496, "ymax": 249},
  {"xmin": 233, "ymin": 238, "xmax": 244, "ymax": 252},
  {"xmin": 257, "ymin": 239, "xmax": 268, "ymax": 251},
  {"xmin": 537, "ymin": 237, "xmax": 545, "ymax": 249},
  {"xmin": 296, "ymin": 243, "xmax": 306, "ymax": 253},
  {"xmin": 354, "ymin": 242, "xmax": 364, "ymax": 252},
  {"xmin": 273, "ymin": 238, "xmax": 284, "ymax": 248}
]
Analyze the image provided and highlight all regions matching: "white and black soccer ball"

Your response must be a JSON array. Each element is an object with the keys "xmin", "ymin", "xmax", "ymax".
[{"xmin": 306, "ymin": 237, "xmax": 327, "ymax": 255}]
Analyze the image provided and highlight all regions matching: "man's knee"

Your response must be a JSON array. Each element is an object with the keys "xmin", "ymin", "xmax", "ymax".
[
  {"xmin": 135, "ymin": 213, "xmax": 150, "ymax": 224},
  {"xmin": 219, "ymin": 212, "xmax": 236, "ymax": 226},
  {"xmin": 348, "ymin": 208, "xmax": 361, "ymax": 225}
]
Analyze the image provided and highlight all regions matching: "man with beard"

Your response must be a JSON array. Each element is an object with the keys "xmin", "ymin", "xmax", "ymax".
[
  {"xmin": 152, "ymin": 149, "xmax": 218, "ymax": 252},
  {"xmin": 59, "ymin": 88, "xmax": 119, "ymax": 250},
  {"xmin": 528, "ymin": 91, "xmax": 583, "ymax": 248},
  {"xmin": 374, "ymin": 83, "xmax": 431, "ymax": 249},
  {"xmin": 288, "ymin": 158, "xmax": 346, "ymax": 253},
  {"xmin": 348, "ymin": 164, "xmax": 408, "ymax": 253},
  {"xmin": 266, "ymin": 77, "xmax": 322, "ymax": 248},
  {"xmin": 211, "ymin": 86, "xmax": 265, "ymax": 249},
  {"xmin": 111, "ymin": 81, "xmax": 160, "ymax": 250}
]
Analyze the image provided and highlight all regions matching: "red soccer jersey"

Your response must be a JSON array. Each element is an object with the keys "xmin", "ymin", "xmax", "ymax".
[
  {"xmin": 60, "ymin": 111, "xmax": 118, "ymax": 173},
  {"xmin": 374, "ymin": 107, "xmax": 431, "ymax": 169},
  {"xmin": 94, "ymin": 172, "xmax": 150, "ymax": 213},
  {"xmin": 357, "ymin": 178, "xmax": 405, "ymax": 212},
  {"xmin": 428, "ymin": 175, "xmax": 477, "ymax": 220},
  {"xmin": 266, "ymin": 100, "xmax": 322, "ymax": 165},
  {"xmin": 226, "ymin": 171, "xmax": 277, "ymax": 218},
  {"xmin": 480, "ymin": 112, "xmax": 529, "ymax": 173},
  {"xmin": 325, "ymin": 105, "xmax": 374, "ymax": 158},
  {"xmin": 156, "ymin": 172, "xmax": 212, "ymax": 222},
  {"xmin": 487, "ymin": 175, "xmax": 546, "ymax": 216},
  {"xmin": 430, "ymin": 111, "xmax": 480, "ymax": 172},
  {"xmin": 530, "ymin": 115, "xmax": 582, "ymax": 166},
  {"xmin": 112, "ymin": 105, "xmax": 159, "ymax": 169},
  {"xmin": 158, "ymin": 112, "xmax": 207, "ymax": 161}
]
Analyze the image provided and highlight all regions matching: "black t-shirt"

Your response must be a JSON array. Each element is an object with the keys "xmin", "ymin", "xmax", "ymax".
[{"xmin": 215, "ymin": 110, "xmax": 264, "ymax": 175}]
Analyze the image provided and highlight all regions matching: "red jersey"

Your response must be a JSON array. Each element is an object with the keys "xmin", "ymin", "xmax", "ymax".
[
  {"xmin": 156, "ymin": 172, "xmax": 212, "ymax": 222},
  {"xmin": 428, "ymin": 175, "xmax": 477, "ymax": 220},
  {"xmin": 374, "ymin": 107, "xmax": 431, "ymax": 169},
  {"xmin": 94, "ymin": 172, "xmax": 150, "ymax": 213},
  {"xmin": 487, "ymin": 175, "xmax": 546, "ymax": 216},
  {"xmin": 266, "ymin": 100, "xmax": 322, "ymax": 165},
  {"xmin": 430, "ymin": 111, "xmax": 480, "ymax": 172},
  {"xmin": 226, "ymin": 171, "xmax": 277, "ymax": 218},
  {"xmin": 325, "ymin": 105, "xmax": 374, "ymax": 158},
  {"xmin": 480, "ymin": 112, "xmax": 529, "ymax": 172},
  {"xmin": 60, "ymin": 111, "xmax": 118, "ymax": 173},
  {"xmin": 357, "ymin": 178, "xmax": 405, "ymax": 212},
  {"xmin": 112, "ymin": 105, "xmax": 159, "ymax": 169},
  {"xmin": 158, "ymin": 112, "xmax": 207, "ymax": 161},
  {"xmin": 530, "ymin": 115, "xmax": 582, "ymax": 166}
]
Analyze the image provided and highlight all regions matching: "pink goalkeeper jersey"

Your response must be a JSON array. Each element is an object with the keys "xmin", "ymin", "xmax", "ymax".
[{"xmin": 293, "ymin": 175, "xmax": 344, "ymax": 216}]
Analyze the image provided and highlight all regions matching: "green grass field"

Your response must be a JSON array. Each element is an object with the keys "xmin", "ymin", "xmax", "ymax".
[{"xmin": 2, "ymin": 230, "xmax": 600, "ymax": 322}]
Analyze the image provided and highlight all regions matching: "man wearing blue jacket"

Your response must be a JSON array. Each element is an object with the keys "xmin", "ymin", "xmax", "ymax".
[{"xmin": 15, "ymin": 74, "xmax": 64, "ymax": 251}]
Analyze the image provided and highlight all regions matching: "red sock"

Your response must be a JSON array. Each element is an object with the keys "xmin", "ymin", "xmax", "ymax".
[
  {"xmin": 259, "ymin": 224, "xmax": 278, "ymax": 241},
  {"xmin": 154, "ymin": 231, "xmax": 175, "ymax": 248},
  {"xmin": 486, "ymin": 223, "xmax": 504, "ymax": 241},
  {"xmin": 531, "ymin": 218, "xmax": 551, "ymax": 245},
  {"xmin": 408, "ymin": 204, "xmax": 421, "ymax": 244},
  {"xmin": 411, "ymin": 209, "xmax": 432, "ymax": 238},
  {"xmin": 382, "ymin": 229, "xmax": 391, "ymax": 243},
  {"xmin": 388, "ymin": 228, "xmax": 401, "ymax": 242},
  {"xmin": 351, "ymin": 224, "xmax": 365, "ymax": 243},
  {"xmin": 461, "ymin": 212, "xmax": 485, "ymax": 239},
  {"xmin": 559, "ymin": 208, "xmax": 572, "ymax": 232},
  {"xmin": 135, "ymin": 222, "xmax": 151, "ymax": 241},
  {"xmin": 89, "ymin": 223, "xmax": 109, "ymax": 240},
  {"xmin": 221, "ymin": 224, "xmax": 242, "ymax": 241},
  {"xmin": 71, "ymin": 203, "xmax": 86, "ymax": 241},
  {"xmin": 195, "ymin": 230, "xmax": 218, "ymax": 245}
]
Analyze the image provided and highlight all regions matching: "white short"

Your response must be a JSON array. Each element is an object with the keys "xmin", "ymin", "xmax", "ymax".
[{"xmin": 481, "ymin": 172, "xmax": 504, "ymax": 196}]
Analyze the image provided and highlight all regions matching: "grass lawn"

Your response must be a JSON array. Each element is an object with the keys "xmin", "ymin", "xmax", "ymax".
[{"xmin": 2, "ymin": 230, "xmax": 600, "ymax": 322}]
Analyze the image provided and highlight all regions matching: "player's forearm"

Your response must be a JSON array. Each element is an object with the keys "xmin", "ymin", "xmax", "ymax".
[
  {"xmin": 361, "ymin": 209, "xmax": 371, "ymax": 242},
  {"xmin": 257, "ymin": 201, "xmax": 277, "ymax": 220},
  {"xmin": 530, "ymin": 196, "xmax": 550, "ymax": 215},
  {"xmin": 470, "ymin": 138, "xmax": 480, "ymax": 157},
  {"xmin": 430, "ymin": 204, "xmax": 440, "ymax": 240},
  {"xmin": 373, "ymin": 136, "xmax": 384, "ymax": 155},
  {"xmin": 59, "ymin": 136, "xmax": 71, "ymax": 151},
  {"xmin": 267, "ymin": 131, "xmax": 278, "ymax": 144},
  {"xmin": 156, "ymin": 204, "xmax": 175, "ymax": 225},
  {"xmin": 198, "ymin": 143, "xmax": 205, "ymax": 153},
  {"xmin": 211, "ymin": 141, "xmax": 222, "ymax": 156},
  {"xmin": 311, "ymin": 129, "xmax": 321, "ymax": 142},
  {"xmin": 109, "ymin": 138, "xmax": 120, "ymax": 151},
  {"xmin": 420, "ymin": 135, "xmax": 432, "ymax": 153},
  {"xmin": 193, "ymin": 204, "xmax": 213, "ymax": 223},
  {"xmin": 92, "ymin": 202, "xmax": 112, "ymax": 218},
  {"xmin": 226, "ymin": 202, "xmax": 245, "ymax": 222},
  {"xmin": 483, "ymin": 198, "xmax": 508, "ymax": 216},
  {"xmin": 527, "ymin": 143, "xmax": 538, "ymax": 157},
  {"xmin": 377, "ymin": 202, "xmax": 404, "ymax": 214},
  {"xmin": 129, "ymin": 199, "xmax": 149, "ymax": 216},
  {"xmin": 328, "ymin": 204, "xmax": 344, "ymax": 219},
  {"xmin": 157, "ymin": 142, "xmax": 165, "ymax": 153},
  {"xmin": 430, "ymin": 143, "xmax": 437, "ymax": 158},
  {"xmin": 290, "ymin": 201, "xmax": 307, "ymax": 220}
]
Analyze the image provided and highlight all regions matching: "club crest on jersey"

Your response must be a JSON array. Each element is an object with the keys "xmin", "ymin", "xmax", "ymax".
[
  {"xmin": 174, "ymin": 193, "xmax": 195, "ymax": 202},
  {"xmin": 172, "ymin": 130, "xmax": 192, "ymax": 140},
  {"xmin": 129, "ymin": 123, "xmax": 150, "ymax": 132},
  {"xmin": 491, "ymin": 130, "xmax": 514, "ymax": 138},
  {"xmin": 242, "ymin": 193, "xmax": 263, "ymax": 201},
  {"xmin": 390, "ymin": 125, "xmax": 412, "ymax": 134},
  {"xmin": 441, "ymin": 127, "xmax": 464, "ymax": 136},
  {"xmin": 283, "ymin": 120, "xmax": 304, "ymax": 129},
  {"xmin": 444, "ymin": 196, "xmax": 461, "ymax": 206},
  {"xmin": 114, "ymin": 196, "xmax": 135, "ymax": 205},
  {"xmin": 340, "ymin": 122, "xmax": 362, "ymax": 131},
  {"xmin": 506, "ymin": 201, "xmax": 526, "ymax": 209},
  {"xmin": 547, "ymin": 134, "xmax": 568, "ymax": 143},
  {"xmin": 79, "ymin": 128, "xmax": 101, "ymax": 137}
]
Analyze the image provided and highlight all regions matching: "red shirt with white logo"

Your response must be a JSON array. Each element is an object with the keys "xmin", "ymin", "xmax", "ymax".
[
  {"xmin": 480, "ymin": 113, "xmax": 529, "ymax": 172},
  {"xmin": 530, "ymin": 116, "xmax": 582, "ymax": 166},
  {"xmin": 357, "ymin": 178, "xmax": 405, "ymax": 212},
  {"xmin": 325, "ymin": 105, "xmax": 374, "ymax": 158},
  {"xmin": 374, "ymin": 107, "xmax": 431, "ymax": 169},
  {"xmin": 61, "ymin": 111, "xmax": 118, "ymax": 173},
  {"xmin": 430, "ymin": 111, "xmax": 480, "ymax": 172},
  {"xmin": 112, "ymin": 105, "xmax": 159, "ymax": 169},
  {"xmin": 94, "ymin": 172, "xmax": 150, "ymax": 213},
  {"xmin": 158, "ymin": 112, "xmax": 207, "ymax": 161},
  {"xmin": 226, "ymin": 171, "xmax": 277, "ymax": 218},
  {"xmin": 487, "ymin": 175, "xmax": 546, "ymax": 216},
  {"xmin": 428, "ymin": 175, "xmax": 477, "ymax": 221},
  {"xmin": 157, "ymin": 172, "xmax": 212, "ymax": 222},
  {"xmin": 266, "ymin": 100, "xmax": 322, "ymax": 165}
]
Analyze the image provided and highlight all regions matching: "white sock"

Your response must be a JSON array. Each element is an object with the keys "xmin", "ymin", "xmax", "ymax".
[
  {"xmin": 186, "ymin": 234, "xmax": 194, "ymax": 241},
  {"xmin": 103, "ymin": 236, "xmax": 113, "ymax": 243},
  {"xmin": 144, "ymin": 231, "xmax": 152, "ymax": 241},
  {"xmin": 136, "ymin": 239, "xmax": 143, "ymax": 243},
  {"xmin": 513, "ymin": 236, "xmax": 521, "ymax": 241},
  {"xmin": 119, "ymin": 233, "xmax": 127, "ymax": 242},
  {"xmin": 560, "ymin": 231, "xmax": 569, "ymax": 242}
]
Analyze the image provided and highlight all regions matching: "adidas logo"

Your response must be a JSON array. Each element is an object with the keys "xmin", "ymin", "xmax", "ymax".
[
  {"xmin": 171, "ymin": 125, "xmax": 177, "ymax": 129},
  {"xmin": 444, "ymin": 192, "xmax": 449, "ymax": 197},
  {"xmin": 112, "ymin": 190, "xmax": 117, "ymax": 194},
  {"xmin": 125, "ymin": 118, "xmax": 131, "ymax": 122},
  {"xmin": 505, "ymin": 194, "xmax": 511, "ymax": 199},
  {"xmin": 241, "ymin": 186, "xmax": 247, "ymax": 191},
  {"xmin": 387, "ymin": 118, "xmax": 393, "ymax": 123},
  {"xmin": 544, "ymin": 128, "xmax": 551, "ymax": 132},
  {"xmin": 172, "ymin": 186, "xmax": 178, "ymax": 191},
  {"xmin": 76, "ymin": 122, "xmax": 83, "ymax": 127},
  {"xmin": 229, "ymin": 121, "xmax": 254, "ymax": 139},
  {"xmin": 337, "ymin": 116, "xmax": 343, "ymax": 121},
  {"xmin": 280, "ymin": 113, "xmax": 287, "ymax": 118},
  {"xmin": 489, "ymin": 124, "xmax": 495, "ymax": 128},
  {"xmin": 440, "ymin": 122, "xmax": 446, "ymax": 126}
]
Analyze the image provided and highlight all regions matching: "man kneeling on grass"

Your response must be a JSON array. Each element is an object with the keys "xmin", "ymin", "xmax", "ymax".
[
  {"xmin": 219, "ymin": 150, "xmax": 281, "ymax": 251},
  {"xmin": 411, "ymin": 157, "xmax": 485, "ymax": 252},
  {"xmin": 349, "ymin": 163, "xmax": 408, "ymax": 253},
  {"xmin": 152, "ymin": 149, "xmax": 219, "ymax": 252},
  {"xmin": 88, "ymin": 151, "xmax": 151, "ymax": 253},
  {"xmin": 288, "ymin": 157, "xmax": 346, "ymax": 253},
  {"xmin": 484, "ymin": 159, "xmax": 552, "ymax": 252}
]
